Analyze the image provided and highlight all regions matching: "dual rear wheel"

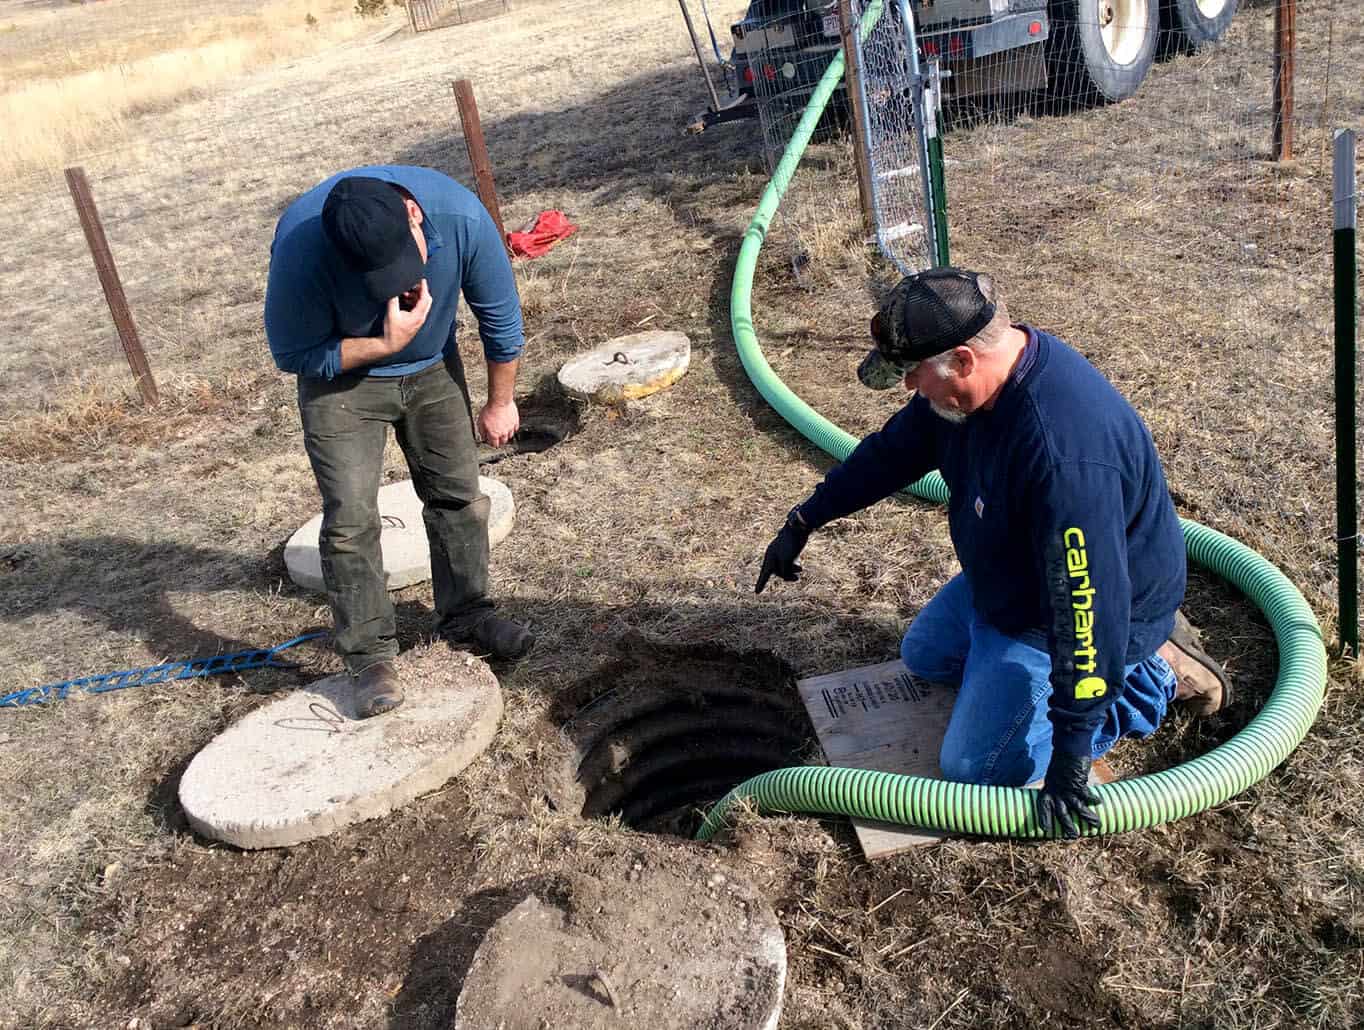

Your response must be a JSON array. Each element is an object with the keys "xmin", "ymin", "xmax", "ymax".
[{"xmin": 1047, "ymin": 0, "xmax": 1236, "ymax": 104}]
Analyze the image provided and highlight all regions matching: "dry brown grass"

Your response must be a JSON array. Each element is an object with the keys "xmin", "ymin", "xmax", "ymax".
[
  {"xmin": 1, "ymin": 0, "xmax": 1362, "ymax": 1027},
  {"xmin": 0, "ymin": 0, "xmax": 376, "ymax": 178}
]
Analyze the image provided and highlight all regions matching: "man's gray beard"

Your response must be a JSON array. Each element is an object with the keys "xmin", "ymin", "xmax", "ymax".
[{"xmin": 930, "ymin": 401, "xmax": 968, "ymax": 424}]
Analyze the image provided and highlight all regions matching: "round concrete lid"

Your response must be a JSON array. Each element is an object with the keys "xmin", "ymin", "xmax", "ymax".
[
  {"xmin": 179, "ymin": 646, "xmax": 501, "ymax": 849},
  {"xmin": 283, "ymin": 476, "xmax": 514, "ymax": 594},
  {"xmin": 557, "ymin": 330, "xmax": 691, "ymax": 403},
  {"xmin": 455, "ymin": 851, "xmax": 785, "ymax": 1029}
]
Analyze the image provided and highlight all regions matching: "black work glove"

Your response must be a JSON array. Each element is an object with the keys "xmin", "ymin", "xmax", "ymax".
[
  {"xmin": 1037, "ymin": 750, "xmax": 1101, "ymax": 839},
  {"xmin": 755, "ymin": 508, "xmax": 811, "ymax": 594}
]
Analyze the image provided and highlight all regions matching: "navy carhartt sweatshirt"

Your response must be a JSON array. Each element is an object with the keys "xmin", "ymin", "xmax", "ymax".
[{"xmin": 798, "ymin": 329, "xmax": 1186, "ymax": 756}]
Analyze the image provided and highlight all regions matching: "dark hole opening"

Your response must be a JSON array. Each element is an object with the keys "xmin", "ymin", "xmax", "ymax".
[
  {"xmin": 477, "ymin": 384, "xmax": 579, "ymax": 467},
  {"xmin": 563, "ymin": 643, "xmax": 813, "ymax": 838}
]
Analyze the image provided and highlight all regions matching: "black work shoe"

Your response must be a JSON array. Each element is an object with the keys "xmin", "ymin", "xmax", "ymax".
[
  {"xmin": 457, "ymin": 614, "xmax": 535, "ymax": 661},
  {"xmin": 1159, "ymin": 611, "xmax": 1233, "ymax": 716},
  {"xmin": 354, "ymin": 661, "xmax": 405, "ymax": 719}
]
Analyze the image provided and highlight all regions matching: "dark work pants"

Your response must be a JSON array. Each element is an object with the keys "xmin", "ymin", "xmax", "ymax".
[{"xmin": 298, "ymin": 354, "xmax": 493, "ymax": 675}]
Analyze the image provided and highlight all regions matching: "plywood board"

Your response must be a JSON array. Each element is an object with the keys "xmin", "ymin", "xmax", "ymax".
[
  {"xmin": 795, "ymin": 659, "xmax": 955, "ymax": 858},
  {"xmin": 795, "ymin": 659, "xmax": 1118, "ymax": 860}
]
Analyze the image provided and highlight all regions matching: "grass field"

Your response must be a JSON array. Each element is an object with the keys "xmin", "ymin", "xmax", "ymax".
[
  {"xmin": 1, "ymin": 0, "xmax": 1362, "ymax": 1026},
  {"xmin": 0, "ymin": 0, "xmax": 379, "ymax": 179}
]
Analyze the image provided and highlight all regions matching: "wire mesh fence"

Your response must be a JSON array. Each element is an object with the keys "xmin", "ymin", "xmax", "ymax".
[
  {"xmin": 850, "ymin": 0, "xmax": 937, "ymax": 276},
  {"xmin": 942, "ymin": 0, "xmax": 1336, "ymax": 348},
  {"xmin": 407, "ymin": 0, "xmax": 510, "ymax": 33},
  {"xmin": 725, "ymin": 0, "xmax": 1348, "ymax": 332},
  {"xmin": 738, "ymin": 1, "xmax": 848, "ymax": 170}
]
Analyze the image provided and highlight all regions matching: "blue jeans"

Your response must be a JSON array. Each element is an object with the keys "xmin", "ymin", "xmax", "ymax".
[{"xmin": 900, "ymin": 574, "xmax": 1177, "ymax": 786}]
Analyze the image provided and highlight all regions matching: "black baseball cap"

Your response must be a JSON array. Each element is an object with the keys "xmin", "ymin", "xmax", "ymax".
[
  {"xmin": 321, "ymin": 176, "xmax": 424, "ymax": 304},
  {"xmin": 858, "ymin": 268, "xmax": 997, "ymax": 389}
]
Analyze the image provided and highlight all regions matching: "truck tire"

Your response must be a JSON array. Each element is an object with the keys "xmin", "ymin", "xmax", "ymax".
[
  {"xmin": 1046, "ymin": 0, "xmax": 1158, "ymax": 105},
  {"xmin": 1162, "ymin": 0, "xmax": 1236, "ymax": 52}
]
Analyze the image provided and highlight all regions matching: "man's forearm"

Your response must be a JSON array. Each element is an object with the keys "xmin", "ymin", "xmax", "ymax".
[
  {"xmin": 339, "ymin": 337, "xmax": 389, "ymax": 372},
  {"xmin": 486, "ymin": 357, "xmax": 519, "ymax": 404}
]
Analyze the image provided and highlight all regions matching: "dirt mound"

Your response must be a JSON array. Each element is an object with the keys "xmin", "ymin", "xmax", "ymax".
[{"xmin": 455, "ymin": 848, "xmax": 785, "ymax": 1030}]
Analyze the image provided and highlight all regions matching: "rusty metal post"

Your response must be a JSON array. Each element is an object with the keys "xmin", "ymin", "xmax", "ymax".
[
  {"xmin": 1273, "ymin": 0, "xmax": 1295, "ymax": 161},
  {"xmin": 839, "ymin": 0, "xmax": 876, "ymax": 236},
  {"xmin": 453, "ymin": 79, "xmax": 510, "ymax": 253},
  {"xmin": 64, "ymin": 167, "xmax": 158, "ymax": 407},
  {"xmin": 679, "ymin": 0, "xmax": 722, "ymax": 113}
]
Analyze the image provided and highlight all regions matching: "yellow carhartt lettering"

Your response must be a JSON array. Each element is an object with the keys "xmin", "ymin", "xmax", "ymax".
[{"xmin": 1064, "ymin": 526, "xmax": 1101, "ymax": 685}]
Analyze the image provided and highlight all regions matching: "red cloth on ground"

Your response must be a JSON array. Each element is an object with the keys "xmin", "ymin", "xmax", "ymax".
[{"xmin": 507, "ymin": 209, "xmax": 578, "ymax": 259}]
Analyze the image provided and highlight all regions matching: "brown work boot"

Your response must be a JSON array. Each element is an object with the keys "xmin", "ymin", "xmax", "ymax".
[
  {"xmin": 1158, "ymin": 611, "xmax": 1232, "ymax": 716},
  {"xmin": 354, "ymin": 661, "xmax": 404, "ymax": 719}
]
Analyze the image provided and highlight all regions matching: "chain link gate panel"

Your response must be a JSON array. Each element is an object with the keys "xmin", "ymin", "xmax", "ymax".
[{"xmin": 850, "ymin": 0, "xmax": 942, "ymax": 275}]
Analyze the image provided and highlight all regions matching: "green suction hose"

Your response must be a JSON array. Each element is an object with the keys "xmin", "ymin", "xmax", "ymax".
[{"xmin": 698, "ymin": 20, "xmax": 1327, "ymax": 841}]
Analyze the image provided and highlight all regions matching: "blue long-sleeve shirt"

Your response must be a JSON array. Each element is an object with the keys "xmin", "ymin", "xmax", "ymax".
[
  {"xmin": 799, "ymin": 328, "xmax": 1186, "ymax": 756},
  {"xmin": 264, "ymin": 165, "xmax": 523, "ymax": 379}
]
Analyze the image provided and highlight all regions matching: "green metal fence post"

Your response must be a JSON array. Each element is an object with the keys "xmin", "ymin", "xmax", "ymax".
[
  {"xmin": 1334, "ymin": 128, "xmax": 1358, "ymax": 658},
  {"xmin": 927, "ymin": 62, "xmax": 949, "ymax": 267}
]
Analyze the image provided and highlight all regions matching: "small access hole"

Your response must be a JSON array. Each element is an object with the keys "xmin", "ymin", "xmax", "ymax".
[{"xmin": 477, "ymin": 387, "xmax": 578, "ymax": 466}]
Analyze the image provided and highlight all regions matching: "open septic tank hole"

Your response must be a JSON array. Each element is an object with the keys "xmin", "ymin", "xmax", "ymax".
[
  {"xmin": 553, "ymin": 638, "xmax": 813, "ymax": 837},
  {"xmin": 476, "ymin": 383, "xmax": 579, "ymax": 467}
]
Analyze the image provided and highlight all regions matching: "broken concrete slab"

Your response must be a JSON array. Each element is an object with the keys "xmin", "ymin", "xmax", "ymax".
[
  {"xmin": 178, "ymin": 645, "xmax": 501, "ymax": 849},
  {"xmin": 283, "ymin": 476, "xmax": 514, "ymax": 594},
  {"xmin": 455, "ymin": 849, "xmax": 785, "ymax": 1029},
  {"xmin": 557, "ymin": 330, "xmax": 690, "ymax": 403}
]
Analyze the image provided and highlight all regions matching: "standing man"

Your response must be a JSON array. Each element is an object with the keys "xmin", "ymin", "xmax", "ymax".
[
  {"xmin": 266, "ymin": 165, "xmax": 534, "ymax": 719},
  {"xmin": 755, "ymin": 268, "xmax": 1231, "ymax": 837}
]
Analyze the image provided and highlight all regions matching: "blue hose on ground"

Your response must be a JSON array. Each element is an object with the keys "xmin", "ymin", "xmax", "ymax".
[
  {"xmin": 696, "ymin": 26, "xmax": 1327, "ymax": 840},
  {"xmin": 0, "ymin": 633, "xmax": 324, "ymax": 709}
]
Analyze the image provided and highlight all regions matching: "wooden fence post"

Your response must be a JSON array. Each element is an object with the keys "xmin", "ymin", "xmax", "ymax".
[
  {"xmin": 453, "ymin": 79, "xmax": 511, "ymax": 254},
  {"xmin": 1273, "ymin": 0, "xmax": 1295, "ymax": 161},
  {"xmin": 64, "ymin": 167, "xmax": 159, "ymax": 407},
  {"xmin": 838, "ymin": 0, "xmax": 876, "ymax": 236}
]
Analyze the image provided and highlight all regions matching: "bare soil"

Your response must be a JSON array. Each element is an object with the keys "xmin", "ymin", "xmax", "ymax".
[
  {"xmin": 453, "ymin": 849, "xmax": 784, "ymax": 1029},
  {"xmin": 2, "ymin": 1, "xmax": 1363, "ymax": 1028}
]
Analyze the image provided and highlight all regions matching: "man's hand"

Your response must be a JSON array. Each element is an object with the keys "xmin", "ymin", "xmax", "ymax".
[
  {"xmin": 477, "ymin": 398, "xmax": 520, "ymax": 448},
  {"xmin": 381, "ymin": 279, "xmax": 431, "ymax": 355},
  {"xmin": 755, "ymin": 509, "xmax": 811, "ymax": 594},
  {"xmin": 1037, "ymin": 750, "xmax": 1101, "ymax": 839}
]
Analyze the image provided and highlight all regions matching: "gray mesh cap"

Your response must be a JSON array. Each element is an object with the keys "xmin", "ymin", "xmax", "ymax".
[{"xmin": 858, "ymin": 268, "xmax": 997, "ymax": 389}]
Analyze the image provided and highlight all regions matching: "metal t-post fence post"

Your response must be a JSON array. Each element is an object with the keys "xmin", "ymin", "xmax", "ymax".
[
  {"xmin": 65, "ymin": 166, "xmax": 159, "ymax": 407},
  {"xmin": 894, "ymin": 0, "xmax": 942, "ymax": 268},
  {"xmin": 925, "ymin": 60, "xmax": 949, "ymax": 267},
  {"xmin": 1334, "ymin": 128, "xmax": 1358, "ymax": 658},
  {"xmin": 1273, "ymin": 0, "xmax": 1295, "ymax": 161}
]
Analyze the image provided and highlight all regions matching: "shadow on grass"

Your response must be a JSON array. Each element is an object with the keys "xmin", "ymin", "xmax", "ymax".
[
  {"xmin": 386, "ymin": 878, "xmax": 549, "ymax": 1030},
  {"xmin": 393, "ymin": 63, "xmax": 762, "ymax": 206},
  {"xmin": 1, "ymin": 535, "xmax": 323, "ymax": 685}
]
